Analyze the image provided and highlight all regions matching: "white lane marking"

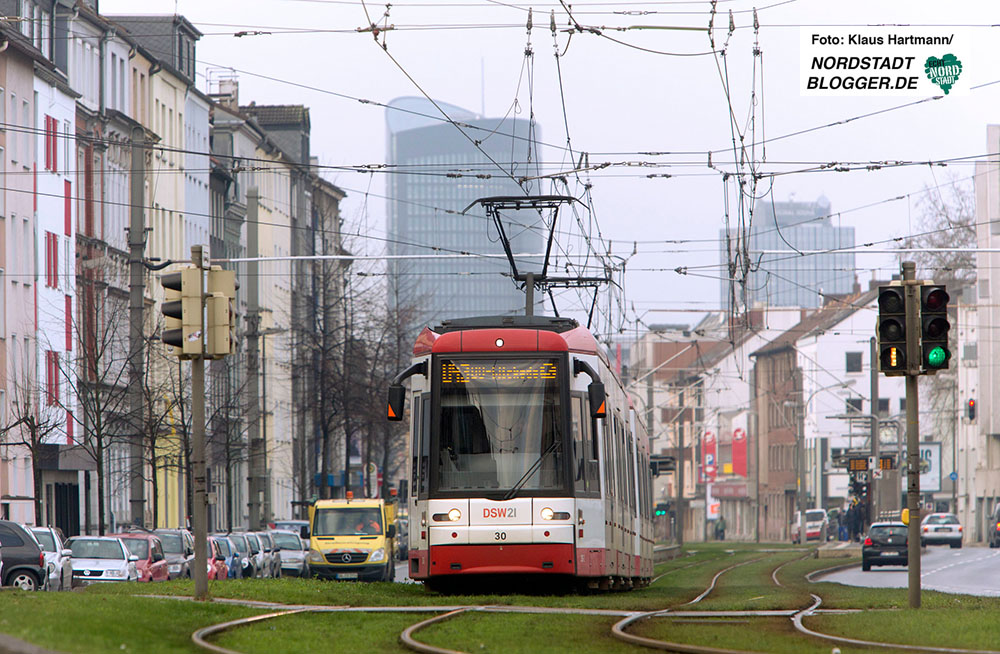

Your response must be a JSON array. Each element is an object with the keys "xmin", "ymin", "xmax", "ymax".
[{"xmin": 920, "ymin": 549, "xmax": 1000, "ymax": 579}]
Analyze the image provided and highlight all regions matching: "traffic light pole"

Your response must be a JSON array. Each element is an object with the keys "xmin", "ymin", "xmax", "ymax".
[
  {"xmin": 870, "ymin": 336, "xmax": 879, "ymax": 526},
  {"xmin": 191, "ymin": 245, "xmax": 209, "ymax": 601},
  {"xmin": 903, "ymin": 261, "xmax": 921, "ymax": 609}
]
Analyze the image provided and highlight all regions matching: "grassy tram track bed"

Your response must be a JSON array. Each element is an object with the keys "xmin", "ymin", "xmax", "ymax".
[{"xmin": 6, "ymin": 543, "xmax": 1000, "ymax": 653}]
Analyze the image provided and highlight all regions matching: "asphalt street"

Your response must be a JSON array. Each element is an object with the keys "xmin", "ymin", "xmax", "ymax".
[{"xmin": 821, "ymin": 546, "xmax": 1000, "ymax": 596}]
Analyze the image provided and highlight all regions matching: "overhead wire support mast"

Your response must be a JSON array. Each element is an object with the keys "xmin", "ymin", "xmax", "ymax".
[{"xmin": 463, "ymin": 195, "xmax": 613, "ymax": 324}]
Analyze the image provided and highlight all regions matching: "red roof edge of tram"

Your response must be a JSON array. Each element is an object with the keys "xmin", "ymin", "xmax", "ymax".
[{"xmin": 413, "ymin": 323, "xmax": 607, "ymax": 366}]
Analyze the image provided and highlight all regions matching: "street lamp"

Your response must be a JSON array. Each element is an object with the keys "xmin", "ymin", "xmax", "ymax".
[{"xmin": 787, "ymin": 379, "xmax": 857, "ymax": 546}]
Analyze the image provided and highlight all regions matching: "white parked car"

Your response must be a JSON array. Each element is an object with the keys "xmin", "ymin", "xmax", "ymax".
[
  {"xmin": 30, "ymin": 527, "xmax": 73, "ymax": 591},
  {"xmin": 66, "ymin": 537, "xmax": 138, "ymax": 585},
  {"xmin": 271, "ymin": 530, "xmax": 309, "ymax": 577}
]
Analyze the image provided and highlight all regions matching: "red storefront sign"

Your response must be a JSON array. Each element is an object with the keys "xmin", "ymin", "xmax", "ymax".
[{"xmin": 732, "ymin": 428, "xmax": 747, "ymax": 477}]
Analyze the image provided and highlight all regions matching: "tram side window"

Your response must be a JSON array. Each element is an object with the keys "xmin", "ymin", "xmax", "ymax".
[
  {"xmin": 603, "ymin": 415, "xmax": 614, "ymax": 499},
  {"xmin": 419, "ymin": 395, "xmax": 431, "ymax": 497},
  {"xmin": 411, "ymin": 397, "xmax": 421, "ymax": 497},
  {"xmin": 571, "ymin": 396, "xmax": 586, "ymax": 493},
  {"xmin": 627, "ymin": 438, "xmax": 635, "ymax": 512},
  {"xmin": 617, "ymin": 414, "xmax": 626, "ymax": 505}
]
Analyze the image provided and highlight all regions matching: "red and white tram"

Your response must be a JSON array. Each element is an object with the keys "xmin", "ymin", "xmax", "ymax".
[{"xmin": 387, "ymin": 315, "xmax": 654, "ymax": 590}]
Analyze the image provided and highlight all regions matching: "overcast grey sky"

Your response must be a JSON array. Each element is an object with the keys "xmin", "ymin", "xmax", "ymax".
[{"xmin": 102, "ymin": 0, "xmax": 1000, "ymax": 337}]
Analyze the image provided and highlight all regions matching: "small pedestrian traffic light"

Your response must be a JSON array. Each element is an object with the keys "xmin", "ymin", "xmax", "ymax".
[
  {"xmin": 968, "ymin": 399, "xmax": 976, "ymax": 421},
  {"xmin": 920, "ymin": 285, "xmax": 950, "ymax": 372},
  {"xmin": 877, "ymin": 285, "xmax": 907, "ymax": 375},
  {"xmin": 654, "ymin": 503, "xmax": 668, "ymax": 517}
]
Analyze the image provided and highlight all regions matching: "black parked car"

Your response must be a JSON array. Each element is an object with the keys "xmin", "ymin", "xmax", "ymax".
[
  {"xmin": 154, "ymin": 528, "xmax": 195, "ymax": 580},
  {"xmin": 0, "ymin": 520, "xmax": 46, "ymax": 590},
  {"xmin": 862, "ymin": 521, "xmax": 908, "ymax": 571},
  {"xmin": 989, "ymin": 503, "xmax": 1000, "ymax": 548}
]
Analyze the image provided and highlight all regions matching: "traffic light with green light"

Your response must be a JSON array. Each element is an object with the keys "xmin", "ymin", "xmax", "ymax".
[
  {"xmin": 654, "ymin": 503, "xmax": 668, "ymax": 517},
  {"xmin": 920, "ymin": 285, "xmax": 950, "ymax": 372},
  {"xmin": 877, "ymin": 285, "xmax": 907, "ymax": 375}
]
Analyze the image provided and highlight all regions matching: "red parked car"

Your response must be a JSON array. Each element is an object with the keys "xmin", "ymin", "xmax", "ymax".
[
  {"xmin": 208, "ymin": 537, "xmax": 229, "ymax": 581},
  {"xmin": 110, "ymin": 533, "xmax": 169, "ymax": 582}
]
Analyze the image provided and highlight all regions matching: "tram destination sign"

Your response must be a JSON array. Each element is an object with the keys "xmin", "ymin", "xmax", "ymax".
[{"xmin": 441, "ymin": 360, "xmax": 558, "ymax": 384}]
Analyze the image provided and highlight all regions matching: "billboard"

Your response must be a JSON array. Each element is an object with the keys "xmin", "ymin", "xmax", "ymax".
[{"xmin": 899, "ymin": 442, "xmax": 941, "ymax": 493}]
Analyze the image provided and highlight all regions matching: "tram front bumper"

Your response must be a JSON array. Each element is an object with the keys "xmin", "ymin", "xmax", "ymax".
[{"xmin": 428, "ymin": 543, "xmax": 575, "ymax": 575}]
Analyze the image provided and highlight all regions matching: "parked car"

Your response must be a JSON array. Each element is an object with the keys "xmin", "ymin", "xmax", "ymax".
[
  {"xmin": 862, "ymin": 522, "xmax": 908, "ymax": 571},
  {"xmin": 245, "ymin": 533, "xmax": 265, "ymax": 578},
  {"xmin": 271, "ymin": 530, "xmax": 308, "ymax": 577},
  {"xmin": 211, "ymin": 534, "xmax": 242, "ymax": 579},
  {"xmin": 0, "ymin": 520, "xmax": 47, "ymax": 590},
  {"xmin": 989, "ymin": 503, "xmax": 1000, "ymax": 548},
  {"xmin": 257, "ymin": 532, "xmax": 282, "ymax": 578},
  {"xmin": 396, "ymin": 518, "xmax": 409, "ymax": 561},
  {"xmin": 921, "ymin": 513, "xmax": 963, "ymax": 548},
  {"xmin": 791, "ymin": 509, "xmax": 829, "ymax": 543},
  {"xmin": 67, "ymin": 536, "xmax": 139, "ymax": 585},
  {"xmin": 29, "ymin": 526, "xmax": 73, "ymax": 591},
  {"xmin": 154, "ymin": 528, "xmax": 195, "ymax": 579},
  {"xmin": 111, "ymin": 532, "xmax": 169, "ymax": 582},
  {"xmin": 273, "ymin": 520, "xmax": 309, "ymax": 538},
  {"xmin": 207, "ymin": 537, "xmax": 229, "ymax": 581},
  {"xmin": 228, "ymin": 532, "xmax": 257, "ymax": 578}
]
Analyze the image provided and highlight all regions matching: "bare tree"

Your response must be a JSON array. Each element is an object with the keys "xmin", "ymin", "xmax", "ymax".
[
  {"xmin": 3, "ymin": 350, "xmax": 63, "ymax": 525},
  {"xmin": 900, "ymin": 175, "xmax": 975, "ymax": 284}
]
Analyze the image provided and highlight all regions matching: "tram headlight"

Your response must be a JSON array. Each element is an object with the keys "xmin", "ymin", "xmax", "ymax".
[
  {"xmin": 448, "ymin": 508, "xmax": 462, "ymax": 522},
  {"xmin": 541, "ymin": 507, "xmax": 554, "ymax": 520},
  {"xmin": 540, "ymin": 507, "xmax": 571, "ymax": 520}
]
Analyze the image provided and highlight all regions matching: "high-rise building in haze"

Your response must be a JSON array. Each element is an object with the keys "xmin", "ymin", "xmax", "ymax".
[
  {"xmin": 386, "ymin": 97, "xmax": 544, "ymax": 329},
  {"xmin": 719, "ymin": 196, "xmax": 856, "ymax": 310}
]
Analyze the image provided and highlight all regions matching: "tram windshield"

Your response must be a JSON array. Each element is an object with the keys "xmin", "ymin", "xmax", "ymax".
[{"xmin": 436, "ymin": 358, "xmax": 564, "ymax": 494}]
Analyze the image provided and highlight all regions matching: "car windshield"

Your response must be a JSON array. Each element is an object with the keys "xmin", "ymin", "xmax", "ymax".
[
  {"xmin": 157, "ymin": 533, "xmax": 184, "ymax": 554},
  {"xmin": 32, "ymin": 530, "xmax": 56, "ymax": 552},
  {"xmin": 229, "ymin": 534, "xmax": 248, "ymax": 553},
  {"xmin": 70, "ymin": 539, "xmax": 124, "ymax": 560},
  {"xmin": 870, "ymin": 526, "xmax": 908, "ymax": 539},
  {"xmin": 925, "ymin": 515, "xmax": 958, "ymax": 525},
  {"xmin": 272, "ymin": 532, "xmax": 303, "ymax": 550},
  {"xmin": 436, "ymin": 358, "xmax": 564, "ymax": 493},
  {"xmin": 314, "ymin": 508, "xmax": 383, "ymax": 536},
  {"xmin": 120, "ymin": 538, "xmax": 150, "ymax": 559},
  {"xmin": 216, "ymin": 539, "xmax": 233, "ymax": 556},
  {"xmin": 247, "ymin": 535, "xmax": 260, "ymax": 554},
  {"xmin": 806, "ymin": 510, "xmax": 826, "ymax": 522}
]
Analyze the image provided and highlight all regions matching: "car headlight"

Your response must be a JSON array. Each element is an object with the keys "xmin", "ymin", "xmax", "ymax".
[
  {"xmin": 168, "ymin": 564, "xmax": 181, "ymax": 573},
  {"xmin": 105, "ymin": 569, "xmax": 125, "ymax": 578},
  {"xmin": 368, "ymin": 548, "xmax": 385, "ymax": 563},
  {"xmin": 307, "ymin": 549, "xmax": 325, "ymax": 563}
]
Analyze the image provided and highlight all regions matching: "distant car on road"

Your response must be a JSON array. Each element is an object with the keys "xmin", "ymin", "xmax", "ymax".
[
  {"xmin": 30, "ymin": 526, "xmax": 73, "ymax": 591},
  {"xmin": 273, "ymin": 520, "xmax": 309, "ymax": 538},
  {"xmin": 990, "ymin": 503, "xmax": 1000, "ymax": 549},
  {"xmin": 921, "ymin": 513, "xmax": 963, "ymax": 548},
  {"xmin": 862, "ymin": 522, "xmax": 908, "ymax": 571},
  {"xmin": 791, "ymin": 509, "xmax": 829, "ymax": 543}
]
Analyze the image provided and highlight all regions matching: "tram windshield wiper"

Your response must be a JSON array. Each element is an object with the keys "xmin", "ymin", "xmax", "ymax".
[{"xmin": 501, "ymin": 439, "xmax": 561, "ymax": 501}]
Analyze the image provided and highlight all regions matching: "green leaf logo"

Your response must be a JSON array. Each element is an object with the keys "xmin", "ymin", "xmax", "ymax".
[{"xmin": 925, "ymin": 54, "xmax": 962, "ymax": 94}]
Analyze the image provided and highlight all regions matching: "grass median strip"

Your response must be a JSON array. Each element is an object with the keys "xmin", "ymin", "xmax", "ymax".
[
  {"xmin": 421, "ymin": 612, "xmax": 640, "ymax": 654},
  {"xmin": 0, "ymin": 591, "xmax": 263, "ymax": 654},
  {"xmin": 212, "ymin": 611, "xmax": 423, "ymax": 654}
]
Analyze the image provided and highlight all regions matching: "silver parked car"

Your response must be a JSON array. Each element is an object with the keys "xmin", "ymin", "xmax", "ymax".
[
  {"xmin": 30, "ymin": 527, "xmax": 73, "ymax": 591},
  {"xmin": 67, "ymin": 537, "xmax": 139, "ymax": 585},
  {"xmin": 271, "ymin": 530, "xmax": 308, "ymax": 577}
]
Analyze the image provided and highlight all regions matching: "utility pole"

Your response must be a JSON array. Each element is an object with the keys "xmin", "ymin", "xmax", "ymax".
[
  {"xmin": 128, "ymin": 126, "xmax": 147, "ymax": 527},
  {"xmin": 190, "ymin": 246, "xmax": 209, "ymax": 600},
  {"xmin": 797, "ymin": 370, "xmax": 806, "ymax": 548},
  {"xmin": 903, "ymin": 261, "xmax": 921, "ymax": 609},
  {"xmin": 870, "ymin": 336, "xmax": 879, "ymax": 526},
  {"xmin": 246, "ymin": 188, "xmax": 263, "ymax": 529},
  {"xmin": 676, "ymin": 389, "xmax": 685, "ymax": 546}
]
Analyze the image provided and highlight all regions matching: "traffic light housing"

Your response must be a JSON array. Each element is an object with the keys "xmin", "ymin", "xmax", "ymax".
[
  {"xmin": 920, "ymin": 285, "xmax": 950, "ymax": 372},
  {"xmin": 206, "ymin": 266, "xmax": 238, "ymax": 358},
  {"xmin": 877, "ymin": 285, "xmax": 907, "ymax": 375},
  {"xmin": 160, "ymin": 267, "xmax": 202, "ymax": 359},
  {"xmin": 654, "ymin": 503, "xmax": 668, "ymax": 517},
  {"xmin": 969, "ymin": 399, "xmax": 976, "ymax": 421}
]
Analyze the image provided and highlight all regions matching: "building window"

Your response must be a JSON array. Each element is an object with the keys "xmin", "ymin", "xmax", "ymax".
[
  {"xmin": 845, "ymin": 352, "xmax": 863, "ymax": 373},
  {"xmin": 878, "ymin": 398, "xmax": 889, "ymax": 416},
  {"xmin": 846, "ymin": 398, "xmax": 863, "ymax": 415},
  {"xmin": 899, "ymin": 397, "xmax": 906, "ymax": 413},
  {"xmin": 45, "ymin": 349, "xmax": 58, "ymax": 405},
  {"xmin": 44, "ymin": 115, "xmax": 57, "ymax": 172},
  {"xmin": 65, "ymin": 295, "xmax": 71, "ymax": 351},
  {"xmin": 44, "ymin": 231, "xmax": 57, "ymax": 287}
]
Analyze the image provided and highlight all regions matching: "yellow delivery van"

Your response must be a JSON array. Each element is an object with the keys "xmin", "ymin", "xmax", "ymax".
[{"xmin": 306, "ymin": 493, "xmax": 397, "ymax": 581}]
